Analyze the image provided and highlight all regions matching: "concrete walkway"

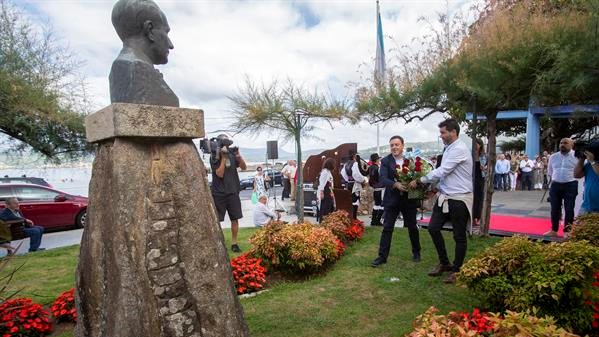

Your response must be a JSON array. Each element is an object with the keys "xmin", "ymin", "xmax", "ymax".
[{"xmin": 3, "ymin": 188, "xmax": 574, "ymax": 256}]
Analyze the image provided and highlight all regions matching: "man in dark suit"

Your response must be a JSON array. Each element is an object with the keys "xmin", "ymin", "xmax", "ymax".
[
  {"xmin": 371, "ymin": 135, "xmax": 421, "ymax": 267},
  {"xmin": 0, "ymin": 197, "xmax": 45, "ymax": 252}
]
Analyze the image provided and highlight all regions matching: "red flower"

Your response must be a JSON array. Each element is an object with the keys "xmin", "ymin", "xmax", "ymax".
[
  {"xmin": 51, "ymin": 288, "xmax": 77, "ymax": 322},
  {"xmin": 0, "ymin": 298, "xmax": 53, "ymax": 335},
  {"xmin": 402, "ymin": 167, "xmax": 409, "ymax": 174},
  {"xmin": 403, "ymin": 159, "xmax": 410, "ymax": 166},
  {"xmin": 415, "ymin": 156, "xmax": 421, "ymax": 162},
  {"xmin": 230, "ymin": 254, "xmax": 267, "ymax": 295}
]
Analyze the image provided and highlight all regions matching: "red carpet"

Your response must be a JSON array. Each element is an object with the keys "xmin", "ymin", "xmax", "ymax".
[{"xmin": 421, "ymin": 214, "xmax": 563, "ymax": 238}]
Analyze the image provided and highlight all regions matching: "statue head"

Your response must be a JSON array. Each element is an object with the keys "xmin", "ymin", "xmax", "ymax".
[{"xmin": 112, "ymin": 0, "xmax": 173, "ymax": 65}]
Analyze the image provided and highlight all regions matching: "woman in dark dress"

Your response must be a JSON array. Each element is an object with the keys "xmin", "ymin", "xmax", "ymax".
[
  {"xmin": 317, "ymin": 158, "xmax": 336, "ymax": 222},
  {"xmin": 472, "ymin": 139, "xmax": 486, "ymax": 226}
]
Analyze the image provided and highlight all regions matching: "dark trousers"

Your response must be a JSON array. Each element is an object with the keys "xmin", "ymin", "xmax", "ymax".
[
  {"xmin": 495, "ymin": 173, "xmax": 508, "ymax": 191},
  {"xmin": 282, "ymin": 178, "xmax": 291, "ymax": 199},
  {"xmin": 23, "ymin": 225, "xmax": 44, "ymax": 251},
  {"xmin": 377, "ymin": 197, "xmax": 420, "ymax": 260},
  {"xmin": 521, "ymin": 171, "xmax": 533, "ymax": 190},
  {"xmin": 428, "ymin": 199, "xmax": 469, "ymax": 272},
  {"xmin": 549, "ymin": 181, "xmax": 578, "ymax": 232}
]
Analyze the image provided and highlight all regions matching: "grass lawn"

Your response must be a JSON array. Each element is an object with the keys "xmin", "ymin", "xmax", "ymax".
[{"xmin": 0, "ymin": 227, "xmax": 499, "ymax": 337}]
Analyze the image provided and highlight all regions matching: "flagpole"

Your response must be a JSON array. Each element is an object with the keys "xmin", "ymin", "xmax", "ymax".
[{"xmin": 375, "ymin": 0, "xmax": 383, "ymax": 155}]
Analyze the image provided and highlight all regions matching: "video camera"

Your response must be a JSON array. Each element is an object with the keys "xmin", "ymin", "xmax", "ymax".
[
  {"xmin": 200, "ymin": 135, "xmax": 239, "ymax": 159},
  {"xmin": 574, "ymin": 138, "xmax": 599, "ymax": 160}
]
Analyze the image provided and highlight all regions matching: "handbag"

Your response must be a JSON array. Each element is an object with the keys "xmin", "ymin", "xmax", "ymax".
[{"xmin": 251, "ymin": 191, "xmax": 258, "ymax": 204}]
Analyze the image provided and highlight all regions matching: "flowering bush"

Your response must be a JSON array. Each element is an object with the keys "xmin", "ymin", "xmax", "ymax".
[
  {"xmin": 344, "ymin": 219, "xmax": 365, "ymax": 241},
  {"xmin": 586, "ymin": 271, "xmax": 599, "ymax": 330},
  {"xmin": 458, "ymin": 236, "xmax": 599, "ymax": 334},
  {"xmin": 395, "ymin": 156, "xmax": 431, "ymax": 199},
  {"xmin": 0, "ymin": 298, "xmax": 53, "ymax": 336},
  {"xmin": 230, "ymin": 254, "xmax": 267, "ymax": 295},
  {"xmin": 50, "ymin": 288, "xmax": 77, "ymax": 322},
  {"xmin": 321, "ymin": 211, "xmax": 352, "ymax": 241},
  {"xmin": 249, "ymin": 221, "xmax": 340, "ymax": 274},
  {"xmin": 335, "ymin": 238, "xmax": 346, "ymax": 257},
  {"xmin": 407, "ymin": 306, "xmax": 579, "ymax": 337},
  {"xmin": 570, "ymin": 213, "xmax": 599, "ymax": 246}
]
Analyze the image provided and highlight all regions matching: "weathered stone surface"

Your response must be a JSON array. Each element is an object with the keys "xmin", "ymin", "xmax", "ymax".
[
  {"xmin": 75, "ymin": 138, "xmax": 249, "ymax": 337},
  {"xmin": 85, "ymin": 103, "xmax": 204, "ymax": 143}
]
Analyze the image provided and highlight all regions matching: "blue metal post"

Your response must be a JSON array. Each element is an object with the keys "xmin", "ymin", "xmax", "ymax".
[{"xmin": 525, "ymin": 101, "xmax": 540, "ymax": 158}]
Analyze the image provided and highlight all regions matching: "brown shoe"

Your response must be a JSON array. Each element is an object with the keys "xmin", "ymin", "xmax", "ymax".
[
  {"xmin": 443, "ymin": 272, "xmax": 456, "ymax": 284},
  {"xmin": 428, "ymin": 263, "xmax": 453, "ymax": 277}
]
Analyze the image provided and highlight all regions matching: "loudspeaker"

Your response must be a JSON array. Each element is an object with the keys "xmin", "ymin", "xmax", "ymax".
[{"xmin": 267, "ymin": 140, "xmax": 278, "ymax": 159}]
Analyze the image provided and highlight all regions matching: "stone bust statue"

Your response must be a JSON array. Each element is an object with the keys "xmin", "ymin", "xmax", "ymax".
[{"xmin": 109, "ymin": 0, "xmax": 179, "ymax": 107}]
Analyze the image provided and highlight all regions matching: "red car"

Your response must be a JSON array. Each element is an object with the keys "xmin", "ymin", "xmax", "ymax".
[{"xmin": 0, "ymin": 184, "xmax": 87, "ymax": 230}]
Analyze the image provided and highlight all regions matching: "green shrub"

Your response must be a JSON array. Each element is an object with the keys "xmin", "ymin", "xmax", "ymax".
[
  {"xmin": 570, "ymin": 213, "xmax": 599, "ymax": 246},
  {"xmin": 248, "ymin": 221, "xmax": 339, "ymax": 274},
  {"xmin": 458, "ymin": 236, "xmax": 599, "ymax": 334}
]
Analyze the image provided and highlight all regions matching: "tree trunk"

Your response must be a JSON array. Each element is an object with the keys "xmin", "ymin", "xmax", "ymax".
[
  {"xmin": 480, "ymin": 112, "xmax": 497, "ymax": 236},
  {"xmin": 294, "ymin": 123, "xmax": 304, "ymax": 223}
]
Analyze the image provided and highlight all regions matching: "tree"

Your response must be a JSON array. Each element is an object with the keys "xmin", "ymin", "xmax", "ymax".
[
  {"xmin": 354, "ymin": 0, "xmax": 599, "ymax": 235},
  {"xmin": 0, "ymin": 0, "xmax": 89, "ymax": 161},
  {"xmin": 230, "ymin": 79, "xmax": 351, "ymax": 222}
]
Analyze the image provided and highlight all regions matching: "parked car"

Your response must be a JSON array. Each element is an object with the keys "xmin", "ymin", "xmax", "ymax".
[
  {"xmin": 0, "ymin": 184, "xmax": 88, "ymax": 230},
  {"xmin": 0, "ymin": 176, "xmax": 52, "ymax": 188},
  {"xmin": 239, "ymin": 169, "xmax": 283, "ymax": 190}
]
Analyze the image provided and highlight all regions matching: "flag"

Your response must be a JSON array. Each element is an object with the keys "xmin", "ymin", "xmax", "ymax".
[{"xmin": 375, "ymin": 0, "xmax": 386, "ymax": 83}]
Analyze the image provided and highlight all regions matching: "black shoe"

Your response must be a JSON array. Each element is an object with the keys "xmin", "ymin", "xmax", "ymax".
[
  {"xmin": 371, "ymin": 257, "xmax": 387, "ymax": 267},
  {"xmin": 428, "ymin": 263, "xmax": 453, "ymax": 276},
  {"xmin": 412, "ymin": 252, "xmax": 421, "ymax": 262},
  {"xmin": 29, "ymin": 248, "xmax": 46, "ymax": 252},
  {"xmin": 231, "ymin": 244, "xmax": 241, "ymax": 253}
]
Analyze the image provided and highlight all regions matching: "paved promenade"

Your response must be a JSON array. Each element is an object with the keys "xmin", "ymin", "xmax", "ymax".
[{"xmin": 4, "ymin": 188, "xmax": 581, "ymax": 256}]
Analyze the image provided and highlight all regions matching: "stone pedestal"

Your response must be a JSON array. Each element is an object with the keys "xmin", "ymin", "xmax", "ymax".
[{"xmin": 76, "ymin": 103, "xmax": 249, "ymax": 337}]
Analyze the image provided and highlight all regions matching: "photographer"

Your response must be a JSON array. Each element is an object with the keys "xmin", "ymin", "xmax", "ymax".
[
  {"xmin": 574, "ymin": 139, "xmax": 599, "ymax": 214},
  {"xmin": 544, "ymin": 138, "xmax": 579, "ymax": 237},
  {"xmin": 210, "ymin": 134, "xmax": 247, "ymax": 253}
]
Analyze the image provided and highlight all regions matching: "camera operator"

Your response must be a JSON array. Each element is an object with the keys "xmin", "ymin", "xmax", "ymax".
[
  {"xmin": 574, "ymin": 139, "xmax": 599, "ymax": 214},
  {"xmin": 210, "ymin": 134, "xmax": 247, "ymax": 253}
]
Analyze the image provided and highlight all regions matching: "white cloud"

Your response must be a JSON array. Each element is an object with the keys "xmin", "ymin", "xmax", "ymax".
[{"xmin": 23, "ymin": 0, "xmax": 473, "ymax": 152}]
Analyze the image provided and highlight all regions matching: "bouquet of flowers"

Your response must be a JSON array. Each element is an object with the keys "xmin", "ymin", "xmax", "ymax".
[{"xmin": 395, "ymin": 156, "xmax": 432, "ymax": 199}]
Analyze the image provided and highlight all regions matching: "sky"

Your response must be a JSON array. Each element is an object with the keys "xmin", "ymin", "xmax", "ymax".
[{"xmin": 22, "ymin": 0, "xmax": 474, "ymax": 152}]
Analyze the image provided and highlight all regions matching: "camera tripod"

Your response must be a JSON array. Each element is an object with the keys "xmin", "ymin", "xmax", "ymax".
[{"xmin": 266, "ymin": 159, "xmax": 288, "ymax": 214}]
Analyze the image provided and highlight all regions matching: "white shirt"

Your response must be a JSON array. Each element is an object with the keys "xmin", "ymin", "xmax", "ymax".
[
  {"xmin": 547, "ymin": 150, "xmax": 578, "ymax": 183},
  {"xmin": 340, "ymin": 161, "xmax": 365, "ymax": 184},
  {"xmin": 317, "ymin": 168, "xmax": 334, "ymax": 201},
  {"xmin": 253, "ymin": 202, "xmax": 276, "ymax": 226},
  {"xmin": 495, "ymin": 159, "xmax": 510, "ymax": 174},
  {"xmin": 281, "ymin": 165, "xmax": 292, "ymax": 178},
  {"xmin": 420, "ymin": 138, "xmax": 473, "ymax": 195},
  {"xmin": 519, "ymin": 159, "xmax": 535, "ymax": 172}
]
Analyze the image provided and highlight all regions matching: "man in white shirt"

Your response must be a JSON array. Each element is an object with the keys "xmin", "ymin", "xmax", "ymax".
[
  {"xmin": 410, "ymin": 118, "xmax": 473, "ymax": 284},
  {"xmin": 253, "ymin": 195, "xmax": 280, "ymax": 227},
  {"xmin": 494, "ymin": 154, "xmax": 510, "ymax": 191},
  {"xmin": 544, "ymin": 138, "xmax": 579, "ymax": 237},
  {"xmin": 519, "ymin": 154, "xmax": 535, "ymax": 190},
  {"xmin": 288, "ymin": 160, "xmax": 297, "ymax": 201},
  {"xmin": 281, "ymin": 161, "xmax": 292, "ymax": 201},
  {"xmin": 341, "ymin": 150, "xmax": 366, "ymax": 219}
]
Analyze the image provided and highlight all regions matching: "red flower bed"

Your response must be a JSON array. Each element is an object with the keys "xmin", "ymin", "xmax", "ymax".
[
  {"xmin": 459, "ymin": 308, "xmax": 494, "ymax": 334},
  {"xmin": 231, "ymin": 254, "xmax": 267, "ymax": 295},
  {"xmin": 50, "ymin": 288, "xmax": 77, "ymax": 322},
  {"xmin": 345, "ymin": 219, "xmax": 365, "ymax": 241},
  {"xmin": 0, "ymin": 298, "xmax": 52, "ymax": 336},
  {"xmin": 587, "ymin": 271, "xmax": 599, "ymax": 330}
]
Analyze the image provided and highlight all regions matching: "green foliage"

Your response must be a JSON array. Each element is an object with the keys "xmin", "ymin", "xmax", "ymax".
[
  {"xmin": 0, "ymin": 0, "xmax": 89, "ymax": 160},
  {"xmin": 248, "ymin": 221, "xmax": 340, "ymax": 274},
  {"xmin": 489, "ymin": 310, "xmax": 579, "ymax": 337},
  {"xmin": 499, "ymin": 137, "xmax": 525, "ymax": 153},
  {"xmin": 570, "ymin": 213, "xmax": 599, "ymax": 246},
  {"xmin": 458, "ymin": 236, "xmax": 599, "ymax": 334}
]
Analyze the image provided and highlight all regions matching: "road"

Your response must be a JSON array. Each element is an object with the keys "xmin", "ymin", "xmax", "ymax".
[{"xmin": 239, "ymin": 185, "xmax": 284, "ymax": 200}]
